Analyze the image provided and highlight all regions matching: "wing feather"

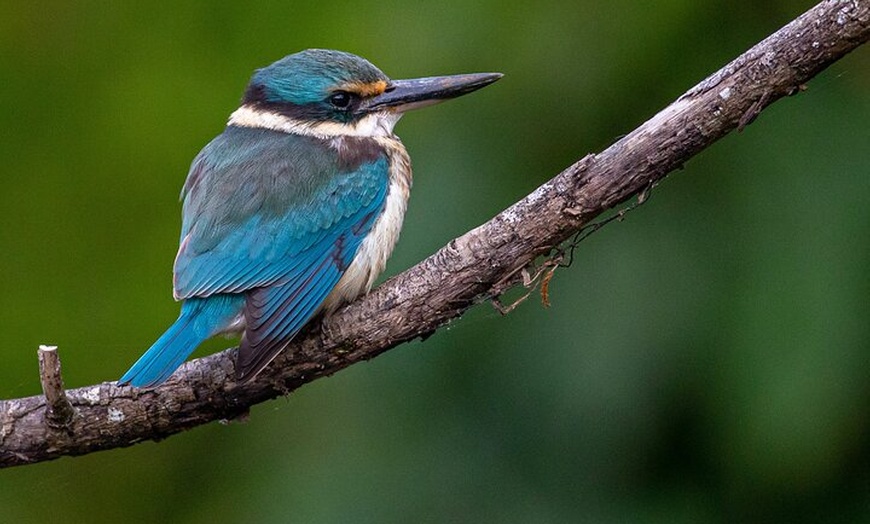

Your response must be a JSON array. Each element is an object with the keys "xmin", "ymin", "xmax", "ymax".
[
  {"xmin": 170, "ymin": 126, "xmax": 390, "ymax": 379},
  {"xmin": 173, "ymin": 126, "xmax": 387, "ymax": 299}
]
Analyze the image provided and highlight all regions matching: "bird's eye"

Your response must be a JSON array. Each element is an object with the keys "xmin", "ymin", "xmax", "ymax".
[{"xmin": 329, "ymin": 92, "xmax": 353, "ymax": 109}]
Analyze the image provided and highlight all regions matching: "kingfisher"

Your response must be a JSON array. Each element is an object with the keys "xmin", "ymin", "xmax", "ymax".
[{"xmin": 119, "ymin": 49, "xmax": 501, "ymax": 388}]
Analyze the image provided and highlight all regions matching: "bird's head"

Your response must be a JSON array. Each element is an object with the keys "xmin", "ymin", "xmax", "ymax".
[{"xmin": 238, "ymin": 49, "xmax": 501, "ymax": 137}]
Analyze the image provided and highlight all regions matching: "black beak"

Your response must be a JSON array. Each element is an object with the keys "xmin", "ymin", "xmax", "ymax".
[{"xmin": 361, "ymin": 72, "xmax": 503, "ymax": 113}]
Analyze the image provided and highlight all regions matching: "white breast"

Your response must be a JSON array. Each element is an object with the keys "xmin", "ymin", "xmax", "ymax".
[{"xmin": 322, "ymin": 136, "xmax": 412, "ymax": 312}]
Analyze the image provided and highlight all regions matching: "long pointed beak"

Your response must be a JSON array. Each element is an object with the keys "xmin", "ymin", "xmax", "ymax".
[{"xmin": 361, "ymin": 72, "xmax": 503, "ymax": 113}]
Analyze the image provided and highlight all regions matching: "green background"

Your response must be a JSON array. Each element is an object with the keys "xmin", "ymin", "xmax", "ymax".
[{"xmin": 1, "ymin": 1, "xmax": 868, "ymax": 522}]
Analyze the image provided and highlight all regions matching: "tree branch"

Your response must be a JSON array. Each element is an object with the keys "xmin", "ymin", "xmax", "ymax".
[{"xmin": 1, "ymin": 0, "xmax": 868, "ymax": 468}]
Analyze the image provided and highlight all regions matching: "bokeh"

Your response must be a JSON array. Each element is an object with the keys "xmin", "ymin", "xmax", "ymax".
[{"xmin": 1, "ymin": 1, "xmax": 868, "ymax": 522}]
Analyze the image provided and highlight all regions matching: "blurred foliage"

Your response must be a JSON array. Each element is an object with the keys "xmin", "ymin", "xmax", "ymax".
[{"xmin": 1, "ymin": 1, "xmax": 868, "ymax": 522}]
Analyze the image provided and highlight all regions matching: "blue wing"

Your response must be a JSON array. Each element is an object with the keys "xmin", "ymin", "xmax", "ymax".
[{"xmin": 174, "ymin": 126, "xmax": 389, "ymax": 379}]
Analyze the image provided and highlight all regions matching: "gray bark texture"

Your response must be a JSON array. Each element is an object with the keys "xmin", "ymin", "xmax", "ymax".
[{"xmin": 2, "ymin": 0, "xmax": 868, "ymax": 468}]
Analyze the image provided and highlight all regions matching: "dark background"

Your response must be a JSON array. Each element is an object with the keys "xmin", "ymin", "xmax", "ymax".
[{"xmin": 1, "ymin": 1, "xmax": 868, "ymax": 522}]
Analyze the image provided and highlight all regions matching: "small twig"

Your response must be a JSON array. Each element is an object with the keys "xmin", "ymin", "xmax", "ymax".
[
  {"xmin": 561, "ymin": 183, "xmax": 655, "ymax": 269},
  {"xmin": 37, "ymin": 345, "xmax": 76, "ymax": 429},
  {"xmin": 539, "ymin": 263, "xmax": 558, "ymax": 308},
  {"xmin": 490, "ymin": 253, "xmax": 564, "ymax": 314}
]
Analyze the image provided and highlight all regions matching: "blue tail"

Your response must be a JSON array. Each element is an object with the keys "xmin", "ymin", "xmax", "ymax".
[{"xmin": 119, "ymin": 295, "xmax": 244, "ymax": 388}]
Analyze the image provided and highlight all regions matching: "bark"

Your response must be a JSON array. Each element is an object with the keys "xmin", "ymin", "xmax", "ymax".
[{"xmin": 2, "ymin": 0, "xmax": 868, "ymax": 468}]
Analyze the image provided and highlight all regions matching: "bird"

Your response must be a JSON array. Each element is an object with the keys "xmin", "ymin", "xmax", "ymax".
[{"xmin": 119, "ymin": 49, "xmax": 501, "ymax": 388}]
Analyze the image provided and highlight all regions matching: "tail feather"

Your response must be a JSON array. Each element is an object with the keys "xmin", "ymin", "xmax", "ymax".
[{"xmin": 119, "ymin": 296, "xmax": 242, "ymax": 388}]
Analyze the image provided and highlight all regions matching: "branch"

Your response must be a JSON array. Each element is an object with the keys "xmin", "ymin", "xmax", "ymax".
[{"xmin": 2, "ymin": 0, "xmax": 868, "ymax": 468}]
